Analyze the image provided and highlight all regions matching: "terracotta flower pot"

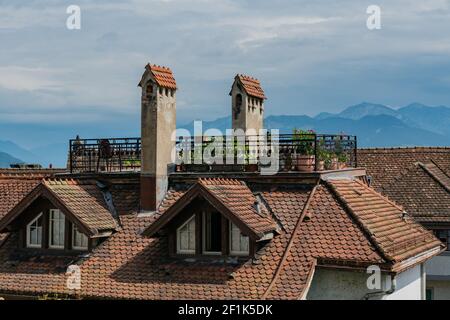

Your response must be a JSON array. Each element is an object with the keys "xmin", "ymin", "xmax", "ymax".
[
  {"xmin": 295, "ymin": 155, "xmax": 315, "ymax": 172},
  {"xmin": 338, "ymin": 162, "xmax": 347, "ymax": 170},
  {"xmin": 317, "ymin": 160, "xmax": 325, "ymax": 171},
  {"xmin": 330, "ymin": 157, "xmax": 339, "ymax": 170}
]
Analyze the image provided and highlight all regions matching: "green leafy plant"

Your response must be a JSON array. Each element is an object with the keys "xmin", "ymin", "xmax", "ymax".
[{"xmin": 292, "ymin": 129, "xmax": 315, "ymax": 156}]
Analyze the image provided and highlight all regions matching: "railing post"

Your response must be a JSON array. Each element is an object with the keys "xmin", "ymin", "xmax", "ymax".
[
  {"xmin": 69, "ymin": 140, "xmax": 73, "ymax": 173},
  {"xmin": 314, "ymin": 133, "xmax": 318, "ymax": 171}
]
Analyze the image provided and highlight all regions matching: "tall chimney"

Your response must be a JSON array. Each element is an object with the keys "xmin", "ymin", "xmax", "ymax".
[
  {"xmin": 138, "ymin": 64, "xmax": 177, "ymax": 212},
  {"xmin": 230, "ymin": 74, "xmax": 266, "ymax": 134}
]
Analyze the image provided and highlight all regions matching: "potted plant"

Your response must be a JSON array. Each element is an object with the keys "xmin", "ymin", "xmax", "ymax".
[
  {"xmin": 283, "ymin": 150, "xmax": 293, "ymax": 171},
  {"xmin": 337, "ymin": 153, "xmax": 348, "ymax": 169},
  {"xmin": 292, "ymin": 129, "xmax": 315, "ymax": 172},
  {"xmin": 329, "ymin": 155, "xmax": 339, "ymax": 170}
]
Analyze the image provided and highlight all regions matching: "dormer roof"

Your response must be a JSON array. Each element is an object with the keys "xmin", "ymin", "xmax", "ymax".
[
  {"xmin": 0, "ymin": 179, "xmax": 118, "ymax": 236},
  {"xmin": 143, "ymin": 178, "xmax": 278, "ymax": 240}
]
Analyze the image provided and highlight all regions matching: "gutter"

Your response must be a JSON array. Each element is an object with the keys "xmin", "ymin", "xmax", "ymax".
[{"xmin": 362, "ymin": 274, "xmax": 397, "ymax": 300}]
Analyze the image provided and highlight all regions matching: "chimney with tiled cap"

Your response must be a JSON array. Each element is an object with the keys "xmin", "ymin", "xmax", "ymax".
[
  {"xmin": 138, "ymin": 64, "xmax": 177, "ymax": 212},
  {"xmin": 230, "ymin": 74, "xmax": 266, "ymax": 134}
]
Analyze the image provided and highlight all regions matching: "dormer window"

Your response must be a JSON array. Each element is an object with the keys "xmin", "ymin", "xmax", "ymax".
[
  {"xmin": 143, "ymin": 180, "xmax": 278, "ymax": 259},
  {"xmin": 26, "ymin": 213, "xmax": 43, "ymax": 248},
  {"xmin": 174, "ymin": 210, "xmax": 251, "ymax": 257},
  {"xmin": 73, "ymin": 225, "xmax": 88, "ymax": 251},
  {"xmin": 230, "ymin": 222, "xmax": 249, "ymax": 256}
]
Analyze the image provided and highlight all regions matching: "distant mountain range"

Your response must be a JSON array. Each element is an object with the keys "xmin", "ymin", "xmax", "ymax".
[
  {"xmin": 0, "ymin": 151, "xmax": 22, "ymax": 168},
  {"xmin": 0, "ymin": 102, "xmax": 449, "ymax": 168},
  {"xmin": 181, "ymin": 102, "xmax": 450, "ymax": 147}
]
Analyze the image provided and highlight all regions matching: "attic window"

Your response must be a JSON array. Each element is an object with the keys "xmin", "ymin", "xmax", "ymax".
[
  {"xmin": 49, "ymin": 209, "xmax": 65, "ymax": 249},
  {"xmin": 72, "ymin": 225, "xmax": 88, "ymax": 250},
  {"xmin": 230, "ymin": 222, "xmax": 249, "ymax": 256},
  {"xmin": 177, "ymin": 215, "xmax": 196, "ymax": 254},
  {"xmin": 26, "ymin": 213, "xmax": 43, "ymax": 248}
]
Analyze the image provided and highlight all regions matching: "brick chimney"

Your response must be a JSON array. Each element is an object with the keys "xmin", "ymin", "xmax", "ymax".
[{"xmin": 138, "ymin": 64, "xmax": 177, "ymax": 212}]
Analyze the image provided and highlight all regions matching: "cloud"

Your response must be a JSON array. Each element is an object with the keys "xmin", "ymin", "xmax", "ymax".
[
  {"xmin": 1, "ymin": 0, "xmax": 450, "ymax": 127},
  {"xmin": 0, "ymin": 66, "xmax": 64, "ymax": 91}
]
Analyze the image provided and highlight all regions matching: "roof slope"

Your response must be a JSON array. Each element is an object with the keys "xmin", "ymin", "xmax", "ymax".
[
  {"xmin": 328, "ymin": 179, "xmax": 442, "ymax": 264},
  {"xmin": 43, "ymin": 179, "xmax": 117, "ymax": 232},
  {"xmin": 358, "ymin": 147, "xmax": 450, "ymax": 224},
  {"xmin": 358, "ymin": 147, "xmax": 450, "ymax": 188},
  {"xmin": 199, "ymin": 178, "xmax": 277, "ymax": 235},
  {"xmin": 236, "ymin": 74, "xmax": 266, "ymax": 99},
  {"xmin": 144, "ymin": 64, "xmax": 177, "ymax": 89},
  {"xmin": 380, "ymin": 164, "xmax": 450, "ymax": 223}
]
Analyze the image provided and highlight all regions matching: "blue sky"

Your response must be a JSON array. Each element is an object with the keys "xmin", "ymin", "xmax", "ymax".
[{"xmin": 1, "ymin": 0, "xmax": 450, "ymax": 128}]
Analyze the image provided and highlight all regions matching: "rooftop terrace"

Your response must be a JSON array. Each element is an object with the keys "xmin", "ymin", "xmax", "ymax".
[{"xmin": 68, "ymin": 133, "xmax": 357, "ymax": 174}]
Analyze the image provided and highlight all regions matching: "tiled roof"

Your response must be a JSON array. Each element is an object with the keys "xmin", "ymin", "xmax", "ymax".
[
  {"xmin": 327, "ymin": 179, "xmax": 442, "ymax": 263},
  {"xmin": 358, "ymin": 147, "xmax": 450, "ymax": 188},
  {"xmin": 358, "ymin": 147, "xmax": 450, "ymax": 224},
  {"xmin": 146, "ymin": 64, "xmax": 177, "ymax": 89},
  {"xmin": 43, "ymin": 179, "xmax": 118, "ymax": 233},
  {"xmin": 421, "ymin": 162, "xmax": 450, "ymax": 192},
  {"xmin": 379, "ymin": 164, "xmax": 450, "ymax": 223},
  {"xmin": 0, "ymin": 177, "xmax": 41, "ymax": 220},
  {"xmin": 198, "ymin": 178, "xmax": 277, "ymax": 236},
  {"xmin": 237, "ymin": 74, "xmax": 266, "ymax": 99},
  {"xmin": 0, "ymin": 177, "xmax": 442, "ymax": 299},
  {"xmin": 0, "ymin": 169, "xmax": 61, "ymax": 220}
]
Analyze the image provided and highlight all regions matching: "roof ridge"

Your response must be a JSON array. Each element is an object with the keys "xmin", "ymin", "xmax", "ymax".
[
  {"xmin": 261, "ymin": 183, "xmax": 319, "ymax": 299},
  {"xmin": 358, "ymin": 146, "xmax": 450, "ymax": 153},
  {"xmin": 419, "ymin": 162, "xmax": 450, "ymax": 193}
]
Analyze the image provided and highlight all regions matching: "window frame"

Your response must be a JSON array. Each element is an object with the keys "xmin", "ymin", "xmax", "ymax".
[
  {"xmin": 176, "ymin": 215, "xmax": 196, "ymax": 254},
  {"xmin": 229, "ymin": 221, "xmax": 250, "ymax": 256},
  {"xmin": 72, "ymin": 224, "xmax": 89, "ymax": 251},
  {"xmin": 49, "ymin": 209, "xmax": 65, "ymax": 249},
  {"xmin": 26, "ymin": 212, "xmax": 43, "ymax": 248}
]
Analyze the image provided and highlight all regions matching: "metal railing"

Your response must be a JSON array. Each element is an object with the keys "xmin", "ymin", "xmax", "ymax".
[
  {"xmin": 68, "ymin": 133, "xmax": 357, "ymax": 173},
  {"xmin": 69, "ymin": 137, "xmax": 141, "ymax": 173}
]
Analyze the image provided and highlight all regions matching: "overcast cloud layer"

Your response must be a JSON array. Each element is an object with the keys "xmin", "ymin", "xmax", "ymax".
[{"xmin": 1, "ymin": 0, "xmax": 450, "ymax": 126}]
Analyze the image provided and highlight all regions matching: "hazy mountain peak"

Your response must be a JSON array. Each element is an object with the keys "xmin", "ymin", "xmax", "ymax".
[{"xmin": 337, "ymin": 102, "xmax": 397, "ymax": 120}]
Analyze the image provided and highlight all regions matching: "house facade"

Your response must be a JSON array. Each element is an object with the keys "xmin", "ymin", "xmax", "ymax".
[
  {"xmin": 358, "ymin": 147, "xmax": 450, "ymax": 300},
  {"xmin": 0, "ymin": 64, "xmax": 444, "ymax": 300}
]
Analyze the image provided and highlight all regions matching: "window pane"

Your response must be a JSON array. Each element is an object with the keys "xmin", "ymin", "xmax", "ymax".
[
  {"xmin": 73, "ymin": 225, "xmax": 88, "ymax": 249},
  {"xmin": 177, "ymin": 216, "xmax": 196, "ymax": 253},
  {"xmin": 230, "ymin": 222, "xmax": 249, "ymax": 255},
  {"xmin": 27, "ymin": 214, "xmax": 43, "ymax": 247},
  {"xmin": 50, "ymin": 210, "xmax": 65, "ymax": 248}
]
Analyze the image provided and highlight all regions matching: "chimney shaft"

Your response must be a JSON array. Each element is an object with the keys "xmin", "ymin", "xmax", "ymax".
[
  {"xmin": 230, "ymin": 74, "xmax": 266, "ymax": 134},
  {"xmin": 139, "ymin": 64, "xmax": 177, "ymax": 212}
]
